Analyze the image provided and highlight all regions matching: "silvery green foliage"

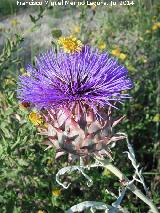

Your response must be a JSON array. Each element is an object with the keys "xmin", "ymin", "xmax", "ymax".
[
  {"xmin": 65, "ymin": 201, "xmax": 111, "ymax": 213},
  {"xmin": 65, "ymin": 189, "xmax": 131, "ymax": 213},
  {"xmin": 65, "ymin": 200, "xmax": 129, "ymax": 213},
  {"xmin": 56, "ymin": 165, "xmax": 93, "ymax": 189},
  {"xmin": 56, "ymin": 133, "xmax": 151, "ymax": 212},
  {"xmin": 120, "ymin": 132, "xmax": 149, "ymax": 196},
  {"xmin": 109, "ymin": 187, "xmax": 128, "ymax": 213},
  {"xmin": 58, "ymin": 161, "xmax": 132, "ymax": 212}
]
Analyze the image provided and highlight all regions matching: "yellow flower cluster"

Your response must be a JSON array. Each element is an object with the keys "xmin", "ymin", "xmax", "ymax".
[
  {"xmin": 28, "ymin": 112, "xmax": 43, "ymax": 126},
  {"xmin": 52, "ymin": 188, "xmax": 61, "ymax": 197},
  {"xmin": 58, "ymin": 36, "xmax": 83, "ymax": 53},
  {"xmin": 151, "ymin": 22, "xmax": 160, "ymax": 31},
  {"xmin": 153, "ymin": 114, "xmax": 160, "ymax": 122},
  {"xmin": 111, "ymin": 47, "xmax": 127, "ymax": 60},
  {"xmin": 98, "ymin": 41, "xmax": 107, "ymax": 50}
]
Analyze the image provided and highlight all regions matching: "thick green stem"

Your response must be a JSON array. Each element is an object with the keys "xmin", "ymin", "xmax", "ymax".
[{"xmin": 96, "ymin": 158, "xmax": 159, "ymax": 213}]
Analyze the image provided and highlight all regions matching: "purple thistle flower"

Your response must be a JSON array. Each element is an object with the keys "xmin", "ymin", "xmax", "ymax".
[{"xmin": 17, "ymin": 45, "xmax": 133, "ymax": 115}]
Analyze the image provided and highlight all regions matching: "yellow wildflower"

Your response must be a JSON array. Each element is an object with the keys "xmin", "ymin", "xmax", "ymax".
[
  {"xmin": 102, "ymin": 168, "xmax": 112, "ymax": 177},
  {"xmin": 58, "ymin": 36, "xmax": 83, "ymax": 53},
  {"xmin": 52, "ymin": 189, "xmax": 61, "ymax": 197},
  {"xmin": 73, "ymin": 26, "xmax": 80, "ymax": 34},
  {"xmin": 145, "ymin": 30, "xmax": 151, "ymax": 34},
  {"xmin": 47, "ymin": 159, "xmax": 52, "ymax": 165},
  {"xmin": 152, "ymin": 22, "xmax": 160, "ymax": 31},
  {"xmin": 28, "ymin": 112, "xmax": 43, "ymax": 126},
  {"xmin": 153, "ymin": 114, "xmax": 160, "ymax": 122},
  {"xmin": 156, "ymin": 22, "xmax": 160, "ymax": 27},
  {"xmin": 119, "ymin": 53, "xmax": 127, "ymax": 61},
  {"xmin": 98, "ymin": 42, "xmax": 106, "ymax": 50},
  {"xmin": 152, "ymin": 24, "xmax": 158, "ymax": 31},
  {"xmin": 112, "ymin": 48, "xmax": 127, "ymax": 60},
  {"xmin": 20, "ymin": 67, "xmax": 25, "ymax": 73},
  {"xmin": 37, "ymin": 210, "xmax": 45, "ymax": 213},
  {"xmin": 111, "ymin": 47, "xmax": 121, "ymax": 57}
]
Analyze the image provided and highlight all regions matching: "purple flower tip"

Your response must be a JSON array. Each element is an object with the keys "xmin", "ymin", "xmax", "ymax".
[{"xmin": 17, "ymin": 45, "xmax": 133, "ymax": 114}]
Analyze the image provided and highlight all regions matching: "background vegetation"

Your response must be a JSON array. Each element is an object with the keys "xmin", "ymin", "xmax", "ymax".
[{"xmin": 0, "ymin": 0, "xmax": 160, "ymax": 212}]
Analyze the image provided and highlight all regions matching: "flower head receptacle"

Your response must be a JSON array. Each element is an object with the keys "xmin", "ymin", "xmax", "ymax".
[{"xmin": 17, "ymin": 44, "xmax": 133, "ymax": 162}]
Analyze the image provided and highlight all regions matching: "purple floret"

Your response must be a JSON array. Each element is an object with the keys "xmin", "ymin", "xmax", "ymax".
[{"xmin": 17, "ymin": 45, "xmax": 133, "ymax": 112}]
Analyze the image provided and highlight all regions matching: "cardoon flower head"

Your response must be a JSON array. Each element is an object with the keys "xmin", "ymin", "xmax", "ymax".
[{"xmin": 17, "ymin": 43, "xmax": 133, "ymax": 161}]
